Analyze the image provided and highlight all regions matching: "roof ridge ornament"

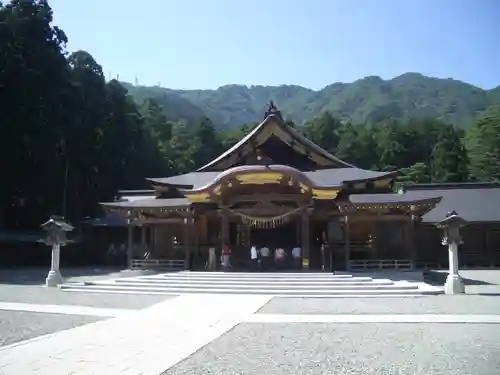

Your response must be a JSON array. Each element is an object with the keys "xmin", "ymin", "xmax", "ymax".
[{"xmin": 264, "ymin": 101, "xmax": 283, "ymax": 121}]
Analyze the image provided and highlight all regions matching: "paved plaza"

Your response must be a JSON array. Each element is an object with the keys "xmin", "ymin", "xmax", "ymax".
[{"xmin": 0, "ymin": 268, "xmax": 499, "ymax": 374}]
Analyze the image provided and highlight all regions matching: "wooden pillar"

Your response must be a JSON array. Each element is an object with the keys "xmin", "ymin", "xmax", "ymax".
[
  {"xmin": 344, "ymin": 214, "xmax": 350, "ymax": 270},
  {"xmin": 301, "ymin": 209, "xmax": 310, "ymax": 269},
  {"xmin": 296, "ymin": 218, "xmax": 301, "ymax": 246},
  {"xmin": 370, "ymin": 220, "xmax": 378, "ymax": 260},
  {"xmin": 152, "ymin": 225, "xmax": 158, "ymax": 256},
  {"xmin": 191, "ymin": 216, "xmax": 199, "ymax": 269},
  {"xmin": 406, "ymin": 218, "xmax": 416, "ymax": 268},
  {"xmin": 141, "ymin": 226, "xmax": 147, "ymax": 247},
  {"xmin": 183, "ymin": 215, "xmax": 193, "ymax": 270},
  {"xmin": 195, "ymin": 217, "xmax": 199, "ymax": 256},
  {"xmin": 127, "ymin": 222, "xmax": 133, "ymax": 269},
  {"xmin": 220, "ymin": 208, "xmax": 229, "ymax": 249}
]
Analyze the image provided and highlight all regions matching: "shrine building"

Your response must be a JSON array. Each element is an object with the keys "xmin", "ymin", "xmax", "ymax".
[{"xmin": 100, "ymin": 104, "xmax": 500, "ymax": 271}]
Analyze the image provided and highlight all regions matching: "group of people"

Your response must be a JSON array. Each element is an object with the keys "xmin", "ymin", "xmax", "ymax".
[
  {"xmin": 205, "ymin": 245, "xmax": 232, "ymax": 271},
  {"xmin": 205, "ymin": 244, "xmax": 302, "ymax": 271},
  {"xmin": 249, "ymin": 245, "xmax": 302, "ymax": 271}
]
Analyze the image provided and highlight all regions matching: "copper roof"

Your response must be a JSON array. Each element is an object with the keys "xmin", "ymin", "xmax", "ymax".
[
  {"xmin": 401, "ymin": 182, "xmax": 500, "ymax": 223},
  {"xmin": 102, "ymin": 198, "xmax": 190, "ymax": 209},
  {"xmin": 349, "ymin": 192, "xmax": 442, "ymax": 206},
  {"xmin": 149, "ymin": 167, "xmax": 395, "ymax": 190},
  {"xmin": 197, "ymin": 113, "xmax": 354, "ymax": 171}
]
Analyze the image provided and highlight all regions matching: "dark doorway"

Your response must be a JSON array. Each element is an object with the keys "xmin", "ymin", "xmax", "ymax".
[{"xmin": 249, "ymin": 220, "xmax": 299, "ymax": 250}]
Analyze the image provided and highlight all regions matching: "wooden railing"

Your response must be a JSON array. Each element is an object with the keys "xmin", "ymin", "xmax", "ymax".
[
  {"xmin": 131, "ymin": 258, "xmax": 185, "ymax": 271},
  {"xmin": 349, "ymin": 259, "xmax": 414, "ymax": 271}
]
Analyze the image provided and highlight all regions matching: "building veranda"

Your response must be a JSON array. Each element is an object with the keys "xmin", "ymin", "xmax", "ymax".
[{"xmin": 101, "ymin": 103, "xmax": 497, "ymax": 272}]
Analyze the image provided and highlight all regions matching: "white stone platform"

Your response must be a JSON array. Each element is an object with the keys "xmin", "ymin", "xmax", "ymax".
[{"xmin": 60, "ymin": 271, "xmax": 443, "ymax": 297}]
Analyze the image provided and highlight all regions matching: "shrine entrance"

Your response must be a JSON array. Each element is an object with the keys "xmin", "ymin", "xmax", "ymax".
[
  {"xmin": 249, "ymin": 220, "xmax": 299, "ymax": 250},
  {"xmin": 224, "ymin": 203, "xmax": 310, "ymax": 271}
]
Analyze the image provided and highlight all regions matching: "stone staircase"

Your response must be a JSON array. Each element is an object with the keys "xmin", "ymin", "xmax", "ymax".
[{"xmin": 59, "ymin": 271, "xmax": 443, "ymax": 297}]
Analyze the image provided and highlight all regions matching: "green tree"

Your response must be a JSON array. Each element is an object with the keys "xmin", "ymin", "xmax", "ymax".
[
  {"xmin": 398, "ymin": 162, "xmax": 431, "ymax": 184},
  {"xmin": 374, "ymin": 120, "xmax": 407, "ymax": 171},
  {"xmin": 303, "ymin": 112, "xmax": 342, "ymax": 154},
  {"xmin": 402, "ymin": 119, "xmax": 443, "ymax": 166},
  {"xmin": 168, "ymin": 122, "xmax": 196, "ymax": 173},
  {"xmin": 466, "ymin": 107, "xmax": 500, "ymax": 181},
  {"xmin": 140, "ymin": 98, "xmax": 173, "ymax": 142},
  {"xmin": 430, "ymin": 125, "xmax": 468, "ymax": 182},
  {"xmin": 0, "ymin": 0, "xmax": 70, "ymax": 227},
  {"xmin": 0, "ymin": 1, "xmax": 174, "ymax": 229},
  {"xmin": 63, "ymin": 50, "xmax": 108, "ymax": 218},
  {"xmin": 336, "ymin": 123, "xmax": 377, "ymax": 169},
  {"xmin": 190, "ymin": 117, "xmax": 223, "ymax": 169}
]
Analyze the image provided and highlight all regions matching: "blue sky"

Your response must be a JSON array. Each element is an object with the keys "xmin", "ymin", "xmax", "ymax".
[{"xmin": 49, "ymin": 0, "xmax": 499, "ymax": 90}]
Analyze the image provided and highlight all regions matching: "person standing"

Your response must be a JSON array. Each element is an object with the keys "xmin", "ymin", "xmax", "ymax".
[
  {"xmin": 260, "ymin": 245, "xmax": 270, "ymax": 271},
  {"xmin": 207, "ymin": 247, "xmax": 216, "ymax": 271},
  {"xmin": 292, "ymin": 246, "xmax": 302, "ymax": 270},
  {"xmin": 275, "ymin": 247, "xmax": 287, "ymax": 270},
  {"xmin": 221, "ymin": 244, "xmax": 232, "ymax": 270},
  {"xmin": 250, "ymin": 245, "xmax": 258, "ymax": 271}
]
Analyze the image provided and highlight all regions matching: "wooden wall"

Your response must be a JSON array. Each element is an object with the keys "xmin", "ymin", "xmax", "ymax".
[{"xmin": 415, "ymin": 223, "xmax": 500, "ymax": 267}]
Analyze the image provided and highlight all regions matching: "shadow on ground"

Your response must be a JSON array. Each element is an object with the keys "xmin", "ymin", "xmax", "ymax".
[
  {"xmin": 0, "ymin": 267, "xmax": 125, "ymax": 285},
  {"xmin": 462, "ymin": 278, "xmax": 494, "ymax": 286},
  {"xmin": 424, "ymin": 269, "xmax": 500, "ymax": 296}
]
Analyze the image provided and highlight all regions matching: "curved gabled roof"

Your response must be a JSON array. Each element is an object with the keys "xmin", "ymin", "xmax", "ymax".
[
  {"xmin": 197, "ymin": 113, "xmax": 354, "ymax": 172},
  {"xmin": 180, "ymin": 164, "xmax": 332, "ymax": 194},
  {"xmin": 148, "ymin": 168, "xmax": 397, "ymax": 190}
]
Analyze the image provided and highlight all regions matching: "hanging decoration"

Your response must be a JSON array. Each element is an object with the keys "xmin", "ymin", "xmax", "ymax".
[{"xmin": 227, "ymin": 206, "xmax": 303, "ymax": 229}]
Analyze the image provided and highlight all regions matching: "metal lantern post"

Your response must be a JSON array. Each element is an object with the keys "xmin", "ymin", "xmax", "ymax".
[
  {"xmin": 41, "ymin": 216, "xmax": 74, "ymax": 287},
  {"xmin": 436, "ymin": 210, "xmax": 467, "ymax": 295}
]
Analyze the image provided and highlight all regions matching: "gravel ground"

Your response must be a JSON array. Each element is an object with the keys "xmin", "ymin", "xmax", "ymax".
[
  {"xmin": 0, "ymin": 285, "xmax": 174, "ymax": 309},
  {"xmin": 0, "ymin": 268, "xmax": 173, "ymax": 309},
  {"xmin": 260, "ymin": 270, "xmax": 500, "ymax": 315},
  {"xmin": 163, "ymin": 323, "xmax": 500, "ymax": 375},
  {"xmin": 259, "ymin": 295, "xmax": 500, "ymax": 315},
  {"xmin": 0, "ymin": 310, "xmax": 102, "ymax": 347}
]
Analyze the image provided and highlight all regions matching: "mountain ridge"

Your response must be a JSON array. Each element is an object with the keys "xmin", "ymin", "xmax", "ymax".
[{"xmin": 123, "ymin": 73, "xmax": 500, "ymax": 130}]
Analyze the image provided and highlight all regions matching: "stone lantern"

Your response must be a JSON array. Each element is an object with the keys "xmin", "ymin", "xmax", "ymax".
[
  {"xmin": 436, "ymin": 210, "xmax": 467, "ymax": 294},
  {"xmin": 40, "ymin": 215, "xmax": 74, "ymax": 287}
]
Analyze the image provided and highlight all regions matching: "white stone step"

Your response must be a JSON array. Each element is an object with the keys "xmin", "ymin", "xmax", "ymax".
[
  {"xmin": 118, "ymin": 276, "xmax": 377, "ymax": 286},
  {"xmin": 174, "ymin": 271, "xmax": 352, "ymax": 278},
  {"xmin": 145, "ymin": 274, "xmax": 362, "ymax": 283},
  {"xmin": 106, "ymin": 279, "xmax": 397, "ymax": 290},
  {"xmin": 164, "ymin": 271, "xmax": 354, "ymax": 279},
  {"xmin": 58, "ymin": 287, "xmax": 433, "ymax": 298},
  {"xmin": 61, "ymin": 279, "xmax": 419, "ymax": 293},
  {"xmin": 59, "ymin": 271, "xmax": 443, "ymax": 297},
  {"xmin": 59, "ymin": 283, "xmax": 439, "ymax": 296}
]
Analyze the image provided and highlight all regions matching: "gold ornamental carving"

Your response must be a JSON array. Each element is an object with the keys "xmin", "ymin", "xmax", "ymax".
[
  {"xmin": 186, "ymin": 192, "xmax": 211, "ymax": 203},
  {"xmin": 212, "ymin": 184, "xmax": 222, "ymax": 196},
  {"xmin": 236, "ymin": 173, "xmax": 283, "ymax": 185},
  {"xmin": 374, "ymin": 178, "xmax": 392, "ymax": 188},
  {"xmin": 299, "ymin": 183, "xmax": 310, "ymax": 193},
  {"xmin": 312, "ymin": 189, "xmax": 339, "ymax": 200}
]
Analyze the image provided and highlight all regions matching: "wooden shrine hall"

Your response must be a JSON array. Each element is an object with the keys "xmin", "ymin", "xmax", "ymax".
[{"xmin": 101, "ymin": 103, "xmax": 443, "ymax": 271}]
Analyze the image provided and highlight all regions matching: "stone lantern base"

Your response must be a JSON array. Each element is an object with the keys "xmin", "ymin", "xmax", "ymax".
[
  {"xmin": 444, "ymin": 273, "xmax": 465, "ymax": 295},
  {"xmin": 46, "ymin": 270, "xmax": 63, "ymax": 287}
]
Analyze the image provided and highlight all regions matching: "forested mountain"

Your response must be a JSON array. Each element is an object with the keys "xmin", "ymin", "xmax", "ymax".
[
  {"xmin": 126, "ymin": 74, "xmax": 500, "ymax": 130},
  {"xmin": 1, "ymin": 0, "xmax": 500, "ymax": 231}
]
